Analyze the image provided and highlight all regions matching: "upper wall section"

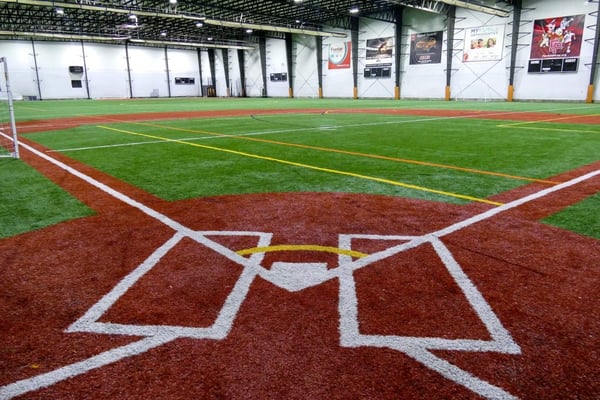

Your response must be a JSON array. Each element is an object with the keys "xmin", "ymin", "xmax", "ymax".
[{"xmin": 1, "ymin": 0, "xmax": 599, "ymax": 101}]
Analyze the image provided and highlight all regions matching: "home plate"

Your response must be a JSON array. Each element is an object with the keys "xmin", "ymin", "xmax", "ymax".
[{"xmin": 268, "ymin": 262, "xmax": 331, "ymax": 292}]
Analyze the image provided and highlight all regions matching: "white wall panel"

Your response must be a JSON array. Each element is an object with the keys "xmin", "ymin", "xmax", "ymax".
[
  {"xmin": 322, "ymin": 31, "xmax": 353, "ymax": 98},
  {"xmin": 243, "ymin": 47, "xmax": 263, "ymax": 97},
  {"xmin": 0, "ymin": 41, "xmax": 40, "ymax": 99},
  {"xmin": 400, "ymin": 9, "xmax": 447, "ymax": 99},
  {"xmin": 265, "ymin": 38, "xmax": 289, "ymax": 97},
  {"xmin": 35, "ymin": 41, "xmax": 88, "ymax": 99},
  {"xmin": 293, "ymin": 35, "xmax": 319, "ymax": 98},
  {"xmin": 128, "ymin": 45, "xmax": 169, "ymax": 98},
  {"xmin": 84, "ymin": 43, "xmax": 129, "ymax": 99},
  {"xmin": 167, "ymin": 48, "xmax": 201, "ymax": 97},
  {"xmin": 450, "ymin": 7, "xmax": 510, "ymax": 100},
  {"xmin": 0, "ymin": 0, "xmax": 598, "ymax": 101},
  {"xmin": 358, "ymin": 18, "xmax": 396, "ymax": 98},
  {"xmin": 512, "ymin": 0, "xmax": 597, "ymax": 101},
  {"xmin": 227, "ymin": 49, "xmax": 243, "ymax": 97},
  {"xmin": 214, "ymin": 49, "xmax": 228, "ymax": 97}
]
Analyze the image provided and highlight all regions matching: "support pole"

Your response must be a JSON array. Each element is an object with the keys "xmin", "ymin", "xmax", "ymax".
[
  {"xmin": 445, "ymin": 6, "xmax": 456, "ymax": 101},
  {"xmin": 316, "ymin": 36, "xmax": 323, "ymax": 98},
  {"xmin": 507, "ymin": 0, "xmax": 522, "ymax": 102},
  {"xmin": 351, "ymin": 16, "xmax": 359, "ymax": 99},
  {"xmin": 394, "ymin": 6, "xmax": 404, "ymax": 100},
  {"xmin": 586, "ymin": 0, "xmax": 600, "ymax": 103}
]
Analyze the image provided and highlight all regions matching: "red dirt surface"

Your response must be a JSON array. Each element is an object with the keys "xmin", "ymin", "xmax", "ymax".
[
  {"xmin": 14, "ymin": 108, "xmax": 600, "ymax": 134},
  {"xmin": 1, "ymin": 108, "xmax": 599, "ymax": 399}
]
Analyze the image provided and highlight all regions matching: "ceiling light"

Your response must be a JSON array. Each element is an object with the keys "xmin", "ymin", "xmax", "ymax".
[
  {"xmin": 246, "ymin": 28, "xmax": 253, "ymax": 33},
  {"xmin": 169, "ymin": 0, "xmax": 177, "ymax": 4},
  {"xmin": 160, "ymin": 31, "xmax": 167, "ymax": 36},
  {"xmin": 195, "ymin": 22, "xmax": 204, "ymax": 27},
  {"xmin": 55, "ymin": 7, "xmax": 64, "ymax": 15},
  {"xmin": 435, "ymin": 0, "xmax": 510, "ymax": 17},
  {"xmin": 203, "ymin": 18, "xmax": 347, "ymax": 38},
  {"xmin": 349, "ymin": 7, "xmax": 359, "ymax": 14},
  {"xmin": 128, "ymin": 38, "xmax": 255, "ymax": 50}
]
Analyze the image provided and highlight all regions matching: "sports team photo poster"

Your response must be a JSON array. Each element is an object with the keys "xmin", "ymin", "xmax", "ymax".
[
  {"xmin": 328, "ymin": 41, "xmax": 352, "ymax": 69},
  {"xmin": 528, "ymin": 14, "xmax": 585, "ymax": 73},
  {"xmin": 463, "ymin": 25, "xmax": 504, "ymax": 62},
  {"xmin": 409, "ymin": 31, "xmax": 443, "ymax": 65}
]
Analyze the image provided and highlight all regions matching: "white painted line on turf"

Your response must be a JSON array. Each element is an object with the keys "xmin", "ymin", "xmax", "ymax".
[{"xmin": 2, "ymin": 136, "xmax": 598, "ymax": 400}]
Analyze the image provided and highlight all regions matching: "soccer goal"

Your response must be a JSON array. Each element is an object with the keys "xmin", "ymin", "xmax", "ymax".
[{"xmin": 0, "ymin": 57, "xmax": 19, "ymax": 159}]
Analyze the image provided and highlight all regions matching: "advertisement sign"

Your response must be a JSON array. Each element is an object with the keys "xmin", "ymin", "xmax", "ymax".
[
  {"xmin": 530, "ymin": 14, "xmax": 585, "ymax": 59},
  {"xmin": 463, "ymin": 25, "xmax": 504, "ymax": 62},
  {"xmin": 528, "ymin": 14, "xmax": 584, "ymax": 73},
  {"xmin": 366, "ymin": 37, "xmax": 394, "ymax": 62},
  {"xmin": 410, "ymin": 31, "xmax": 443, "ymax": 65},
  {"xmin": 328, "ymin": 42, "xmax": 352, "ymax": 69}
]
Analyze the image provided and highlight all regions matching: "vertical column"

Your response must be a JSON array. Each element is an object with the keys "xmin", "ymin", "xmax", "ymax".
[
  {"xmin": 30, "ymin": 40, "xmax": 42, "ymax": 100},
  {"xmin": 259, "ymin": 34, "xmax": 268, "ymax": 97},
  {"xmin": 316, "ymin": 36, "xmax": 323, "ymax": 98},
  {"xmin": 285, "ymin": 33, "xmax": 294, "ymax": 98},
  {"xmin": 587, "ymin": 0, "xmax": 600, "ymax": 103},
  {"xmin": 445, "ymin": 6, "xmax": 456, "ymax": 101},
  {"xmin": 164, "ymin": 46, "xmax": 172, "ymax": 98},
  {"xmin": 207, "ymin": 48, "xmax": 216, "ymax": 96},
  {"xmin": 237, "ymin": 49, "xmax": 247, "ymax": 97},
  {"xmin": 507, "ymin": 0, "xmax": 522, "ymax": 102},
  {"xmin": 196, "ymin": 48, "xmax": 203, "ymax": 97},
  {"xmin": 223, "ymin": 49, "xmax": 231, "ymax": 97},
  {"xmin": 394, "ymin": 6, "xmax": 404, "ymax": 100},
  {"xmin": 80, "ymin": 41, "xmax": 91, "ymax": 99},
  {"xmin": 125, "ymin": 43, "xmax": 133, "ymax": 99},
  {"xmin": 351, "ymin": 16, "xmax": 359, "ymax": 99}
]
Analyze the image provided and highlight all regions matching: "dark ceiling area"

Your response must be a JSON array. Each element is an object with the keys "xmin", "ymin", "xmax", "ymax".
[{"xmin": 0, "ymin": 0, "xmax": 514, "ymax": 49}]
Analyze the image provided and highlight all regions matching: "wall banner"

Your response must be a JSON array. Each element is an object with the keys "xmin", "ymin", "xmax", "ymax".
[
  {"xmin": 328, "ymin": 42, "xmax": 352, "ymax": 69},
  {"xmin": 409, "ymin": 31, "xmax": 443, "ymax": 65},
  {"xmin": 528, "ymin": 14, "xmax": 585, "ymax": 73},
  {"xmin": 463, "ymin": 25, "xmax": 505, "ymax": 62},
  {"xmin": 363, "ymin": 36, "xmax": 394, "ymax": 79}
]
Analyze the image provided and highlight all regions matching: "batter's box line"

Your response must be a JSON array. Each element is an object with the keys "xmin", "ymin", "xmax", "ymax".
[{"xmin": 66, "ymin": 229, "xmax": 518, "ymax": 399}]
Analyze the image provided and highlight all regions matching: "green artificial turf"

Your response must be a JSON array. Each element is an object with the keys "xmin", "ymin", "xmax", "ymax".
[
  {"xmin": 0, "ymin": 159, "xmax": 94, "ymax": 238},
  {"xmin": 543, "ymin": 193, "xmax": 600, "ymax": 239},
  {"xmin": 3, "ymin": 98, "xmax": 599, "ymax": 239}
]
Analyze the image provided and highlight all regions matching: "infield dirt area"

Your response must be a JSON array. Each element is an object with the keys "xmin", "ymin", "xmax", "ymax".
[{"xmin": 1, "ymin": 108, "xmax": 599, "ymax": 399}]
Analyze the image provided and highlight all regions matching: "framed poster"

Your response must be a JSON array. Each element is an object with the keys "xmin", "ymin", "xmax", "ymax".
[
  {"xmin": 328, "ymin": 42, "xmax": 352, "ymax": 69},
  {"xmin": 410, "ymin": 31, "xmax": 443, "ymax": 65},
  {"xmin": 528, "ymin": 14, "xmax": 584, "ymax": 73},
  {"xmin": 463, "ymin": 25, "xmax": 504, "ymax": 62},
  {"xmin": 366, "ymin": 37, "xmax": 393, "ymax": 63}
]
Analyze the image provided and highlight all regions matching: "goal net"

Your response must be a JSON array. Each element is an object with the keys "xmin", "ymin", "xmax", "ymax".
[{"xmin": 0, "ymin": 57, "xmax": 19, "ymax": 159}]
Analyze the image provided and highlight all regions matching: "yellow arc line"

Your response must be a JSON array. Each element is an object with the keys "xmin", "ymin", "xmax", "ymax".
[
  {"xmin": 127, "ymin": 120, "xmax": 558, "ymax": 185},
  {"xmin": 236, "ymin": 244, "xmax": 368, "ymax": 258},
  {"xmin": 97, "ymin": 125, "xmax": 504, "ymax": 206}
]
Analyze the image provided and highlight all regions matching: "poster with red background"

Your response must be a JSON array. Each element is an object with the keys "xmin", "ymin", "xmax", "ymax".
[{"xmin": 530, "ymin": 14, "xmax": 585, "ymax": 59}]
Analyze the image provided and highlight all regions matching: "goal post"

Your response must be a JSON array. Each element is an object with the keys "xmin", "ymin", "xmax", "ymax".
[{"xmin": 0, "ymin": 57, "xmax": 19, "ymax": 159}]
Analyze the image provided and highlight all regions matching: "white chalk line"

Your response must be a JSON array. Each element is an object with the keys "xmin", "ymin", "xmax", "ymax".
[
  {"xmin": 0, "ymin": 133, "xmax": 598, "ymax": 399},
  {"xmin": 46, "ymin": 104, "xmax": 599, "ymax": 153}
]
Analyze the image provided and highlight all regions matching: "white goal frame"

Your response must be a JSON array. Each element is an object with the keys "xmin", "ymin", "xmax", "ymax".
[{"xmin": 0, "ymin": 56, "xmax": 19, "ymax": 159}]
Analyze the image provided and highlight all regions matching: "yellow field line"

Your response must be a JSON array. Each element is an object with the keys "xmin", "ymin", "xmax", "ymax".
[
  {"xmin": 118, "ymin": 120, "xmax": 559, "ymax": 185},
  {"xmin": 97, "ymin": 125, "xmax": 504, "ymax": 206},
  {"xmin": 497, "ymin": 125, "xmax": 600, "ymax": 135},
  {"xmin": 236, "ymin": 244, "xmax": 368, "ymax": 258},
  {"xmin": 496, "ymin": 113, "xmax": 600, "ymax": 128}
]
